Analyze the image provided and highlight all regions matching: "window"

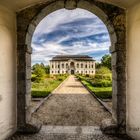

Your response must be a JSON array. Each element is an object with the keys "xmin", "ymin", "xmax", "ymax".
[
  {"xmin": 77, "ymin": 63, "xmax": 79, "ymax": 68},
  {"xmin": 85, "ymin": 64, "xmax": 87, "ymax": 68},
  {"xmin": 81, "ymin": 64, "xmax": 83, "ymax": 68},
  {"xmin": 66, "ymin": 63, "xmax": 68, "ymax": 68},
  {"xmin": 58, "ymin": 64, "xmax": 60, "ymax": 68},
  {"xmin": 62, "ymin": 63, "xmax": 64, "ymax": 68}
]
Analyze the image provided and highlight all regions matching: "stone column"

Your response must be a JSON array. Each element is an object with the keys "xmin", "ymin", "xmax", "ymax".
[
  {"xmin": 111, "ymin": 44, "xmax": 126, "ymax": 133},
  {"xmin": 17, "ymin": 45, "xmax": 41, "ymax": 133}
]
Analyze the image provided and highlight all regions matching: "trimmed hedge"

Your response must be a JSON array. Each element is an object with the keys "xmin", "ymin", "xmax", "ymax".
[{"xmin": 32, "ymin": 90, "xmax": 50, "ymax": 98}]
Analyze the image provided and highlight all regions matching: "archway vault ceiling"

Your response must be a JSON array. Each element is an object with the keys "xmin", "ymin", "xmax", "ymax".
[{"xmin": 0, "ymin": 0, "xmax": 139, "ymax": 11}]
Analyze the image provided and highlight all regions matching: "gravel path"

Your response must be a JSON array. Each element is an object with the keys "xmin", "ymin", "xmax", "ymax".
[
  {"xmin": 9, "ymin": 75, "xmax": 126, "ymax": 140},
  {"xmin": 32, "ymin": 75, "xmax": 111, "ymax": 126}
]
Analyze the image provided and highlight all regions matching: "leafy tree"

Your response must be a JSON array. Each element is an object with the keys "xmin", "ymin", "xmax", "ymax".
[
  {"xmin": 32, "ymin": 63, "xmax": 46, "ymax": 82},
  {"xmin": 96, "ymin": 62, "xmax": 102, "ymax": 69},
  {"xmin": 101, "ymin": 54, "xmax": 111, "ymax": 70},
  {"xmin": 45, "ymin": 65, "xmax": 50, "ymax": 74},
  {"xmin": 33, "ymin": 66, "xmax": 45, "ymax": 77}
]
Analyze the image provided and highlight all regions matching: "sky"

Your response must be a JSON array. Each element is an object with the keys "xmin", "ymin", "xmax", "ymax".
[{"xmin": 31, "ymin": 8, "xmax": 111, "ymax": 65}]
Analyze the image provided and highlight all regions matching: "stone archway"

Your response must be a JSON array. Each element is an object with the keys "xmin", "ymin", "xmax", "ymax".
[{"xmin": 17, "ymin": 0, "xmax": 126, "ymax": 134}]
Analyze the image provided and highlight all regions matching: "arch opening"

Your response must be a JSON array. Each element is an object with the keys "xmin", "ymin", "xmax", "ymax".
[{"xmin": 17, "ymin": 0, "xmax": 126, "ymax": 134}]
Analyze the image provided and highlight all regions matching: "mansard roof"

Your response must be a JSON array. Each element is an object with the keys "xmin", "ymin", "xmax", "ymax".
[{"xmin": 50, "ymin": 55, "xmax": 95, "ymax": 61}]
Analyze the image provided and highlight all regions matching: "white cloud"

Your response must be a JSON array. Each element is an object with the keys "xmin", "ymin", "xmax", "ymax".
[
  {"xmin": 31, "ymin": 8, "xmax": 111, "ymax": 65},
  {"xmin": 33, "ymin": 8, "xmax": 97, "ymax": 35},
  {"xmin": 32, "ymin": 41, "xmax": 110, "ymax": 65}
]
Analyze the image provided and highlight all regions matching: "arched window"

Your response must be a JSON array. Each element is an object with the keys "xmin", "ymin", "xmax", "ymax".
[
  {"xmin": 81, "ymin": 63, "xmax": 83, "ymax": 68},
  {"xmin": 62, "ymin": 63, "xmax": 64, "ymax": 68},
  {"xmin": 70, "ymin": 62, "xmax": 74, "ymax": 68},
  {"xmin": 66, "ymin": 63, "xmax": 68, "ymax": 68},
  {"xmin": 77, "ymin": 63, "xmax": 79, "ymax": 68}
]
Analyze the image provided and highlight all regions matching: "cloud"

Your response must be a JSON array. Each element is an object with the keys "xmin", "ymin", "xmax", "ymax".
[{"xmin": 31, "ymin": 8, "xmax": 111, "ymax": 65}]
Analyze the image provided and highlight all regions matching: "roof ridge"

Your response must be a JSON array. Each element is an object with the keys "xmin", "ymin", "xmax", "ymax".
[{"xmin": 50, "ymin": 55, "xmax": 95, "ymax": 61}]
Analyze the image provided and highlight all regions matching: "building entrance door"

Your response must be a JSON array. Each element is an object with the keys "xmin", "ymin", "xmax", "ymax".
[{"xmin": 71, "ymin": 70, "xmax": 75, "ymax": 75}]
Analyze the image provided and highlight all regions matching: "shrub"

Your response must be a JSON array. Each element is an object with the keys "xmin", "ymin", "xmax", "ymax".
[
  {"xmin": 86, "ymin": 74, "xmax": 90, "ymax": 77},
  {"xmin": 32, "ymin": 90, "xmax": 50, "ymax": 98},
  {"xmin": 33, "ymin": 67, "xmax": 46, "ymax": 82},
  {"xmin": 95, "ymin": 74, "xmax": 112, "ymax": 81},
  {"xmin": 92, "ymin": 79, "xmax": 112, "ymax": 87},
  {"xmin": 94, "ymin": 91, "xmax": 112, "ymax": 99},
  {"xmin": 31, "ymin": 74, "xmax": 37, "ymax": 82},
  {"xmin": 96, "ymin": 66, "xmax": 111, "ymax": 74}
]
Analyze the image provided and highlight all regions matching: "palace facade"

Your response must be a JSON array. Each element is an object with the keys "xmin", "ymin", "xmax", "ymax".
[{"xmin": 49, "ymin": 55, "xmax": 96, "ymax": 75}]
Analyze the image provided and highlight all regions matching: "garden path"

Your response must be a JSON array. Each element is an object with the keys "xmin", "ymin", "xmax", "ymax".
[
  {"xmin": 9, "ymin": 75, "xmax": 126, "ymax": 140},
  {"xmin": 32, "ymin": 75, "xmax": 111, "ymax": 126}
]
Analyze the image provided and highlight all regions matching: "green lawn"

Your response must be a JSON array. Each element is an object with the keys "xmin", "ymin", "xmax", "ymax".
[
  {"xmin": 77, "ymin": 75, "xmax": 112, "ymax": 99},
  {"xmin": 32, "ymin": 74, "xmax": 68, "ymax": 98}
]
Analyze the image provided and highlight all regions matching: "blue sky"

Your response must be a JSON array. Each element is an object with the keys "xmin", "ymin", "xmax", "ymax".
[{"xmin": 31, "ymin": 8, "xmax": 111, "ymax": 65}]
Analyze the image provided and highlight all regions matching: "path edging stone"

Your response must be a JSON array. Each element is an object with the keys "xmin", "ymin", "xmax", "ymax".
[
  {"xmin": 31, "ymin": 76, "xmax": 70, "ymax": 114},
  {"xmin": 79, "ymin": 79, "xmax": 112, "ymax": 114}
]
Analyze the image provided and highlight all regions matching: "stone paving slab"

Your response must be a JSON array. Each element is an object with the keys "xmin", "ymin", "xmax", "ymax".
[{"xmin": 9, "ymin": 125, "xmax": 127, "ymax": 140}]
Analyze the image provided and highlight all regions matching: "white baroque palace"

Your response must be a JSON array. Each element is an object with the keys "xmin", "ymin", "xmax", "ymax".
[{"xmin": 49, "ymin": 55, "xmax": 96, "ymax": 75}]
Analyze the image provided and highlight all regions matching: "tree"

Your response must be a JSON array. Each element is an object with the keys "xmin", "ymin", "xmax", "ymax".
[
  {"xmin": 32, "ymin": 63, "xmax": 46, "ymax": 82},
  {"xmin": 45, "ymin": 65, "xmax": 50, "ymax": 74},
  {"xmin": 101, "ymin": 54, "xmax": 111, "ymax": 70},
  {"xmin": 96, "ymin": 62, "xmax": 102, "ymax": 69}
]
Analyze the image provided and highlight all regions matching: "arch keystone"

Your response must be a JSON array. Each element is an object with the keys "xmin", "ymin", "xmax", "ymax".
[{"xmin": 64, "ymin": 0, "xmax": 78, "ymax": 10}]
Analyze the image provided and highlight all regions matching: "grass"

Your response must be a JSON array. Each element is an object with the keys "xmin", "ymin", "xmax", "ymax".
[
  {"xmin": 77, "ymin": 75, "xmax": 112, "ymax": 99},
  {"xmin": 32, "ymin": 74, "xmax": 68, "ymax": 98}
]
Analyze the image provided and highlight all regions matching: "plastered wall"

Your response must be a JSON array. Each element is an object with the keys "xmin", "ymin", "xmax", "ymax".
[
  {"xmin": 0, "ymin": 0, "xmax": 140, "ymax": 139},
  {"xmin": 0, "ymin": 5, "xmax": 17, "ymax": 140},
  {"xmin": 127, "ymin": 2, "xmax": 140, "ymax": 140}
]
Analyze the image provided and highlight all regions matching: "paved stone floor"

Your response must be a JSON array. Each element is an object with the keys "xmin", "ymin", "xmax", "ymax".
[{"xmin": 9, "ymin": 75, "xmax": 126, "ymax": 140}]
